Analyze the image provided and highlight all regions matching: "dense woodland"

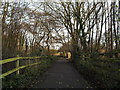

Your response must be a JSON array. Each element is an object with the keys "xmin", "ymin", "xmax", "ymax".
[
  {"xmin": 1, "ymin": 1, "xmax": 120, "ymax": 88},
  {"xmin": 2, "ymin": 1, "xmax": 120, "ymax": 59}
]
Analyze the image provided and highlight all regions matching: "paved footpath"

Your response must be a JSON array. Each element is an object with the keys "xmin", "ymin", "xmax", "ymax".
[{"xmin": 32, "ymin": 58, "xmax": 91, "ymax": 88}]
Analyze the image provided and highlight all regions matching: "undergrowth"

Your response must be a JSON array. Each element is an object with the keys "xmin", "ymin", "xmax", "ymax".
[
  {"xmin": 2, "ymin": 55, "xmax": 57, "ymax": 88},
  {"xmin": 74, "ymin": 57, "xmax": 120, "ymax": 88}
]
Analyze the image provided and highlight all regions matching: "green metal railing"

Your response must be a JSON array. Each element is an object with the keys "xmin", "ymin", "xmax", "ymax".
[{"xmin": 0, "ymin": 56, "xmax": 41, "ymax": 79}]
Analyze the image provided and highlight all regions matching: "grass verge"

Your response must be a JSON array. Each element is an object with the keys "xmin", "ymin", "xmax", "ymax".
[
  {"xmin": 74, "ymin": 57, "xmax": 120, "ymax": 88},
  {"xmin": 2, "ymin": 55, "xmax": 58, "ymax": 88}
]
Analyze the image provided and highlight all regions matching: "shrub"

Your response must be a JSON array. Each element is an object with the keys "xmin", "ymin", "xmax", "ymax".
[
  {"xmin": 2, "ymin": 55, "xmax": 57, "ymax": 88},
  {"xmin": 74, "ymin": 57, "xmax": 120, "ymax": 88}
]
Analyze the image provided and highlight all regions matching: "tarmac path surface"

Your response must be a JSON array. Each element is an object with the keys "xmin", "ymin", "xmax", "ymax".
[{"xmin": 32, "ymin": 58, "xmax": 91, "ymax": 88}]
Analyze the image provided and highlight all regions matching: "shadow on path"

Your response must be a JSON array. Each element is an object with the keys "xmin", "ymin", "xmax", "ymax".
[{"xmin": 32, "ymin": 58, "xmax": 91, "ymax": 88}]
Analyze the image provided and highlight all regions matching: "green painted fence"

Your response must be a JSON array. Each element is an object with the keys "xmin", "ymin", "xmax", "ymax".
[{"xmin": 0, "ymin": 57, "xmax": 41, "ymax": 79}]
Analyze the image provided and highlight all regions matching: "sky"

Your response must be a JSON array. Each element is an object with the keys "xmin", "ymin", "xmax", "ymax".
[
  {"xmin": 2, "ymin": 0, "xmax": 116, "ymax": 2},
  {"xmin": 2, "ymin": 0, "xmax": 119, "ymax": 50},
  {"xmin": 23, "ymin": 0, "xmax": 119, "ymax": 50}
]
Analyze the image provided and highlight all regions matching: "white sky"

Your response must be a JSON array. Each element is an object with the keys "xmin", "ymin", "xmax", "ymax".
[
  {"xmin": 2, "ymin": 0, "xmax": 116, "ymax": 2},
  {"xmin": 3, "ymin": 0, "xmax": 119, "ymax": 50},
  {"xmin": 27, "ymin": 0, "xmax": 119, "ymax": 49}
]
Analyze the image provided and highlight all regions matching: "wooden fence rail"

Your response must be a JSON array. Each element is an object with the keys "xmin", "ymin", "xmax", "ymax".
[{"xmin": 0, "ymin": 56, "xmax": 41, "ymax": 79}]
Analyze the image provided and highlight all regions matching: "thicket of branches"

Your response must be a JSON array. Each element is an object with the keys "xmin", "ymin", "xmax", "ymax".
[
  {"xmin": 44, "ymin": 1, "xmax": 120, "ymax": 62},
  {"xmin": 1, "ymin": 1, "xmax": 120, "ymax": 60},
  {"xmin": 1, "ymin": 2, "xmax": 64, "ymax": 59}
]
